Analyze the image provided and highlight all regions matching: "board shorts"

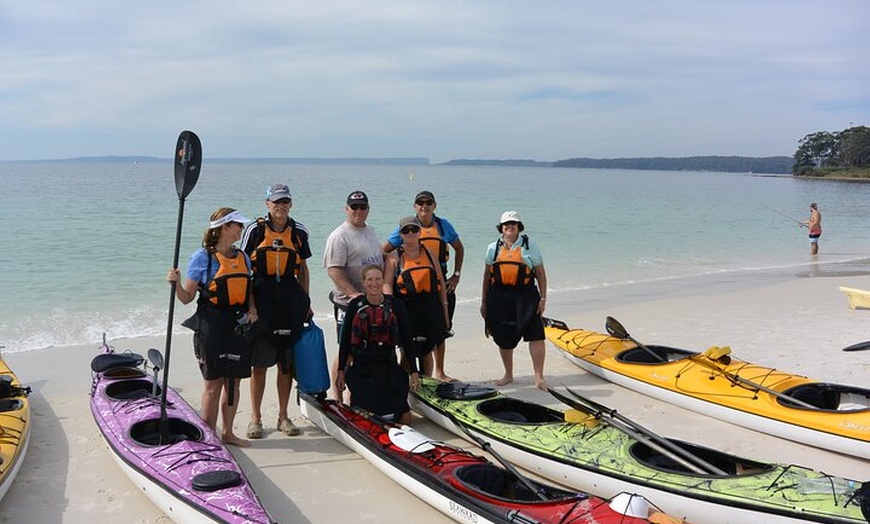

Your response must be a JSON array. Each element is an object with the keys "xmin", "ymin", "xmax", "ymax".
[{"xmin": 809, "ymin": 234, "xmax": 821, "ymax": 243}]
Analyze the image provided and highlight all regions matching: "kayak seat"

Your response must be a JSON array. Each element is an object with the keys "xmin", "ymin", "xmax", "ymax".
[
  {"xmin": 782, "ymin": 384, "xmax": 839, "ymax": 410},
  {"xmin": 0, "ymin": 398, "xmax": 23, "ymax": 412},
  {"xmin": 103, "ymin": 366, "xmax": 147, "ymax": 379},
  {"xmin": 456, "ymin": 464, "xmax": 506, "ymax": 498},
  {"xmin": 618, "ymin": 346, "xmax": 692, "ymax": 364},
  {"xmin": 478, "ymin": 398, "xmax": 563, "ymax": 424},
  {"xmin": 130, "ymin": 417, "xmax": 202, "ymax": 446},
  {"xmin": 192, "ymin": 470, "xmax": 242, "ymax": 492},
  {"xmin": 105, "ymin": 379, "xmax": 161, "ymax": 401}
]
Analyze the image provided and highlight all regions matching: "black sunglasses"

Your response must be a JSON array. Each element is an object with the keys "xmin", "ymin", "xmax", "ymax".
[
  {"xmin": 401, "ymin": 226, "xmax": 421, "ymax": 234},
  {"xmin": 415, "ymin": 200, "xmax": 434, "ymax": 206},
  {"xmin": 349, "ymin": 204, "xmax": 369, "ymax": 211}
]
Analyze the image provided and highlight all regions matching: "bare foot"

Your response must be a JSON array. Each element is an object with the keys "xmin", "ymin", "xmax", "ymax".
[
  {"xmin": 434, "ymin": 373, "xmax": 456, "ymax": 382},
  {"xmin": 495, "ymin": 375, "xmax": 513, "ymax": 386},
  {"xmin": 222, "ymin": 434, "xmax": 251, "ymax": 448},
  {"xmin": 534, "ymin": 378, "xmax": 549, "ymax": 391}
]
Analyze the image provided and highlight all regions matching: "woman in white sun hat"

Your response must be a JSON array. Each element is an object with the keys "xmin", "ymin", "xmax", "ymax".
[{"xmin": 480, "ymin": 210, "xmax": 548, "ymax": 389}]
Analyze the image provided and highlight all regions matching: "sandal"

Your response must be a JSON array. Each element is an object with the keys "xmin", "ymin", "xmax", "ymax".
[
  {"xmin": 246, "ymin": 421, "xmax": 263, "ymax": 439},
  {"xmin": 278, "ymin": 418, "xmax": 301, "ymax": 437}
]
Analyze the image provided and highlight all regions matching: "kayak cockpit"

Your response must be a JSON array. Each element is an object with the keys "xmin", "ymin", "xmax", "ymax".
[
  {"xmin": 454, "ymin": 464, "xmax": 581, "ymax": 502},
  {"xmin": 477, "ymin": 398, "xmax": 564, "ymax": 424},
  {"xmin": 105, "ymin": 379, "xmax": 161, "ymax": 400},
  {"xmin": 130, "ymin": 417, "xmax": 201, "ymax": 446},
  {"xmin": 617, "ymin": 346, "xmax": 695, "ymax": 364},
  {"xmin": 778, "ymin": 383, "xmax": 870, "ymax": 412},
  {"xmin": 630, "ymin": 439, "xmax": 772, "ymax": 477}
]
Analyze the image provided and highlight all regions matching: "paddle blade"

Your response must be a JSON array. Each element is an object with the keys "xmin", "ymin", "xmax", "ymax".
[
  {"xmin": 147, "ymin": 347, "xmax": 164, "ymax": 370},
  {"xmin": 605, "ymin": 316, "xmax": 629, "ymax": 339},
  {"xmin": 843, "ymin": 341, "xmax": 870, "ymax": 352},
  {"xmin": 174, "ymin": 130, "xmax": 202, "ymax": 199}
]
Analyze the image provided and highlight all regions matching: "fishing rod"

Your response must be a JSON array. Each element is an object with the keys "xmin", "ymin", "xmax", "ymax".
[{"xmin": 762, "ymin": 205, "xmax": 805, "ymax": 227}]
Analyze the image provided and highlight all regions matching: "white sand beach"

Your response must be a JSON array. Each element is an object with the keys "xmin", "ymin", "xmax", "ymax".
[{"xmin": 3, "ymin": 275, "xmax": 869, "ymax": 523}]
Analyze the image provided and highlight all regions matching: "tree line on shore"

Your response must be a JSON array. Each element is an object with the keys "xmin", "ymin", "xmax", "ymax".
[{"xmin": 793, "ymin": 125, "xmax": 870, "ymax": 176}]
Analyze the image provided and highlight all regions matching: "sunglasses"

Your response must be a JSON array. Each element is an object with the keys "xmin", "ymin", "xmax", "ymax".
[
  {"xmin": 349, "ymin": 204, "xmax": 369, "ymax": 211},
  {"xmin": 271, "ymin": 198, "xmax": 291, "ymax": 205},
  {"xmin": 400, "ymin": 226, "xmax": 421, "ymax": 234},
  {"xmin": 415, "ymin": 200, "xmax": 434, "ymax": 206},
  {"xmin": 501, "ymin": 221, "xmax": 519, "ymax": 227}
]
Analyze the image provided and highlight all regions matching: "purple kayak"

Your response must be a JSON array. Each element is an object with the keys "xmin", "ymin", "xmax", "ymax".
[{"xmin": 89, "ymin": 339, "xmax": 275, "ymax": 524}]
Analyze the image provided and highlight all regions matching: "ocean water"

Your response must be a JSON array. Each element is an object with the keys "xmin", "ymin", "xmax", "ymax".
[{"xmin": 2, "ymin": 160, "xmax": 870, "ymax": 352}]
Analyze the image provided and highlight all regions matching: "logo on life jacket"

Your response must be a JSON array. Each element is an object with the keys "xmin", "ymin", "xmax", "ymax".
[
  {"xmin": 489, "ymin": 235, "xmax": 534, "ymax": 287},
  {"xmin": 395, "ymin": 246, "xmax": 439, "ymax": 297},
  {"xmin": 205, "ymin": 250, "xmax": 251, "ymax": 308},
  {"xmin": 251, "ymin": 219, "xmax": 301, "ymax": 281},
  {"xmin": 350, "ymin": 298, "xmax": 399, "ymax": 358}
]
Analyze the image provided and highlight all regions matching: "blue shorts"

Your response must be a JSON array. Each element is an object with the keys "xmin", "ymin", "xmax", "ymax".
[{"xmin": 809, "ymin": 234, "xmax": 820, "ymax": 243}]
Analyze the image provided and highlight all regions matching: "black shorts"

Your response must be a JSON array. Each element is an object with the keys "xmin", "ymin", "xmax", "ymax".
[{"xmin": 251, "ymin": 335, "xmax": 294, "ymax": 373}]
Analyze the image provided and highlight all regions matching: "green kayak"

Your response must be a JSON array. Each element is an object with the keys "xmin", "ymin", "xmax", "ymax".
[{"xmin": 409, "ymin": 377, "xmax": 869, "ymax": 524}]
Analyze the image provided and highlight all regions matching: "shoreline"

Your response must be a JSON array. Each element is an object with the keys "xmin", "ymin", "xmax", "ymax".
[{"xmin": 3, "ymin": 274, "xmax": 869, "ymax": 522}]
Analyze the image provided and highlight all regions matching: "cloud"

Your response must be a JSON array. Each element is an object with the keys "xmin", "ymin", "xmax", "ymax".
[{"xmin": 1, "ymin": 0, "xmax": 868, "ymax": 160}]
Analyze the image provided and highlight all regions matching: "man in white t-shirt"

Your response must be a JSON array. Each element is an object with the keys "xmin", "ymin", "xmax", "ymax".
[{"xmin": 323, "ymin": 190, "xmax": 384, "ymax": 399}]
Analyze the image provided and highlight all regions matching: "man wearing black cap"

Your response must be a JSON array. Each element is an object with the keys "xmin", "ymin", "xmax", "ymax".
[
  {"xmin": 240, "ymin": 183, "xmax": 312, "ymax": 438},
  {"xmin": 383, "ymin": 190, "xmax": 464, "ymax": 381},
  {"xmin": 324, "ymin": 190, "xmax": 385, "ymax": 398}
]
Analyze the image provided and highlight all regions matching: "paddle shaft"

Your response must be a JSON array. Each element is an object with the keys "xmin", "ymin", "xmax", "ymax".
[
  {"xmin": 551, "ymin": 387, "xmax": 727, "ymax": 476},
  {"xmin": 160, "ymin": 197, "xmax": 186, "ymax": 438},
  {"xmin": 689, "ymin": 356, "xmax": 818, "ymax": 409}
]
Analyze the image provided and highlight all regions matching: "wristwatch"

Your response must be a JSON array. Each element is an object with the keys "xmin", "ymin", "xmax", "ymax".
[{"xmin": 453, "ymin": 271, "xmax": 461, "ymax": 277}]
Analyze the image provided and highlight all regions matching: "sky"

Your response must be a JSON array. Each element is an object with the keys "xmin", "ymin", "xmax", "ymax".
[{"xmin": 1, "ymin": 1, "xmax": 868, "ymax": 162}]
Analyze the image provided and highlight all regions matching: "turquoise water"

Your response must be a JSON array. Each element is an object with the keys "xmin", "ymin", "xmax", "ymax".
[{"xmin": 3, "ymin": 160, "xmax": 870, "ymax": 352}]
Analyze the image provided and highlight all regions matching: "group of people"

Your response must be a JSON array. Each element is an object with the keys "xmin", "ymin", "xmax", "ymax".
[{"xmin": 167, "ymin": 185, "xmax": 549, "ymax": 446}]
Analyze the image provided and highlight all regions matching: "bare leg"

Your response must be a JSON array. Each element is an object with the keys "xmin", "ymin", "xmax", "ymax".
[
  {"xmin": 249, "ymin": 367, "xmax": 267, "ymax": 425},
  {"xmin": 811, "ymin": 242, "xmax": 819, "ymax": 255},
  {"xmin": 399, "ymin": 410, "xmax": 413, "ymax": 426},
  {"xmin": 495, "ymin": 348, "xmax": 513, "ymax": 386},
  {"xmin": 276, "ymin": 368, "xmax": 292, "ymax": 423},
  {"xmin": 529, "ymin": 339, "xmax": 548, "ymax": 390},
  {"xmin": 419, "ymin": 352, "xmax": 434, "ymax": 377},
  {"xmin": 201, "ymin": 378, "xmax": 223, "ymax": 431},
  {"xmin": 221, "ymin": 379, "xmax": 250, "ymax": 448},
  {"xmin": 432, "ymin": 342, "xmax": 454, "ymax": 382}
]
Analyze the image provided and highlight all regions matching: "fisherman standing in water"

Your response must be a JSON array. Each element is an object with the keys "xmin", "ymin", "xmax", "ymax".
[{"xmin": 801, "ymin": 202, "xmax": 822, "ymax": 255}]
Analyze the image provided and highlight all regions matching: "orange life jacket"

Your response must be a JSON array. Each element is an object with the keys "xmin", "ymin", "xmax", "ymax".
[
  {"xmin": 394, "ymin": 246, "xmax": 439, "ymax": 297},
  {"xmin": 489, "ymin": 235, "xmax": 534, "ymax": 288},
  {"xmin": 205, "ymin": 250, "xmax": 251, "ymax": 308},
  {"xmin": 251, "ymin": 219, "xmax": 302, "ymax": 281},
  {"xmin": 419, "ymin": 219, "xmax": 449, "ymax": 272}
]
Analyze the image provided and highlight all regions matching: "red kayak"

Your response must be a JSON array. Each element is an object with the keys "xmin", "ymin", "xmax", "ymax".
[{"xmin": 299, "ymin": 392, "xmax": 683, "ymax": 524}]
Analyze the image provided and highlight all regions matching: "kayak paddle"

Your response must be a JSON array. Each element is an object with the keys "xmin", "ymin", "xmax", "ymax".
[
  {"xmin": 605, "ymin": 316, "xmax": 665, "ymax": 362},
  {"xmin": 161, "ymin": 130, "xmax": 202, "ymax": 443},
  {"xmin": 549, "ymin": 386, "xmax": 726, "ymax": 476}
]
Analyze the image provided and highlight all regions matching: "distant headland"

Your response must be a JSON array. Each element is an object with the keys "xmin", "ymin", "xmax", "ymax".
[{"xmin": 440, "ymin": 156, "xmax": 794, "ymax": 174}]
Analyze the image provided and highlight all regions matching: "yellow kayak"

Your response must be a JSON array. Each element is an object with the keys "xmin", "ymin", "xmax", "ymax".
[
  {"xmin": 544, "ymin": 317, "xmax": 870, "ymax": 460},
  {"xmin": 0, "ymin": 351, "xmax": 31, "ymax": 503}
]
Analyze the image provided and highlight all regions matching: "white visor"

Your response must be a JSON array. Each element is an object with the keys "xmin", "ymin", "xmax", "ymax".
[{"xmin": 209, "ymin": 210, "xmax": 250, "ymax": 229}]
